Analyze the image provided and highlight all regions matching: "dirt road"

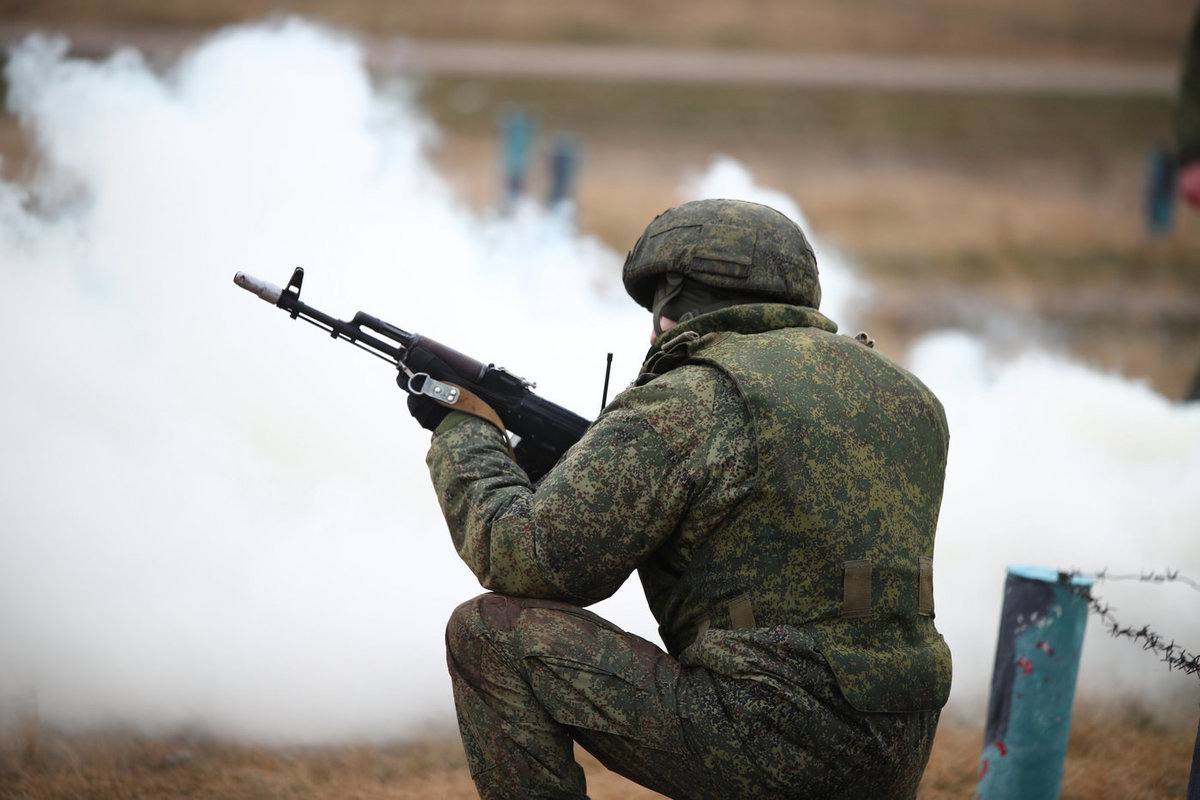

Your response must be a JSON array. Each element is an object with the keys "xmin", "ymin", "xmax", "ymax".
[{"xmin": 0, "ymin": 23, "xmax": 1178, "ymax": 96}]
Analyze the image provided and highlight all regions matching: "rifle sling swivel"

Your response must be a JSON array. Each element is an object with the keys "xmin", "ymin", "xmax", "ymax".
[{"xmin": 410, "ymin": 372, "xmax": 507, "ymax": 434}]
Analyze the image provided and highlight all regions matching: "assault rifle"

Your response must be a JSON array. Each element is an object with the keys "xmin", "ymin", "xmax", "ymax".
[{"xmin": 234, "ymin": 268, "xmax": 590, "ymax": 481}]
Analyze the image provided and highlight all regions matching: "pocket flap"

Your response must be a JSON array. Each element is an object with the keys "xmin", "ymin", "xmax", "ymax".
[{"xmin": 814, "ymin": 625, "xmax": 953, "ymax": 713}]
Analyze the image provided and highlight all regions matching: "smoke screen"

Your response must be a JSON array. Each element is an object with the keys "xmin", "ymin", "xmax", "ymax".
[{"xmin": 0, "ymin": 20, "xmax": 1197, "ymax": 741}]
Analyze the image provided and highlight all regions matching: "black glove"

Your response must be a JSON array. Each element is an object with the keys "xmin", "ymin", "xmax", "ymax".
[
  {"xmin": 407, "ymin": 392, "xmax": 451, "ymax": 431},
  {"xmin": 399, "ymin": 370, "xmax": 453, "ymax": 431}
]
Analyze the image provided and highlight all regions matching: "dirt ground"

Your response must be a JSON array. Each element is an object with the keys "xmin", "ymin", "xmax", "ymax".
[{"xmin": 0, "ymin": 707, "xmax": 1194, "ymax": 799}]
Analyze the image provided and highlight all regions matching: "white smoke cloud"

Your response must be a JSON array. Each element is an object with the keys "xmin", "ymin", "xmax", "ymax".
[
  {"xmin": 910, "ymin": 333, "xmax": 1200, "ymax": 716},
  {"xmin": 0, "ymin": 20, "xmax": 645, "ymax": 742},
  {"xmin": 0, "ymin": 19, "xmax": 1196, "ymax": 743}
]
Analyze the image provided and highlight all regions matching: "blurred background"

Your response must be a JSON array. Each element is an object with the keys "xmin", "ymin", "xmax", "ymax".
[
  {"xmin": 0, "ymin": 2, "xmax": 1197, "ymax": 798},
  {"xmin": 3, "ymin": 0, "xmax": 1199, "ymax": 394}
]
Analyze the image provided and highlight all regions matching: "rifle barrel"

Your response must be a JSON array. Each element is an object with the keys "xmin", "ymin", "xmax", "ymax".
[{"xmin": 234, "ymin": 271, "xmax": 404, "ymax": 366}]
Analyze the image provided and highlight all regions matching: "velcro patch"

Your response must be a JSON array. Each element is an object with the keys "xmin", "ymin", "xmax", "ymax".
[
  {"xmin": 842, "ymin": 560, "xmax": 873, "ymax": 618},
  {"xmin": 918, "ymin": 556, "xmax": 934, "ymax": 616}
]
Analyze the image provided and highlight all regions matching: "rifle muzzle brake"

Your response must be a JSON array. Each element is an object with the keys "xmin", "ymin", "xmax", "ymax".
[{"xmin": 234, "ymin": 272, "xmax": 284, "ymax": 305}]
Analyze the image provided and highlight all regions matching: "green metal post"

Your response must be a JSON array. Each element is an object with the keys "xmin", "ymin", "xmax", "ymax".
[
  {"xmin": 976, "ymin": 565, "xmax": 1092, "ymax": 800},
  {"xmin": 500, "ymin": 109, "xmax": 535, "ymax": 206}
]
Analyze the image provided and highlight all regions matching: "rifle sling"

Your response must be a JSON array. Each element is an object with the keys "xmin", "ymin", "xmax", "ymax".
[{"xmin": 437, "ymin": 383, "xmax": 507, "ymax": 434}]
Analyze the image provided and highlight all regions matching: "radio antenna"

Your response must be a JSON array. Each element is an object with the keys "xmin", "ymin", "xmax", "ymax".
[{"xmin": 600, "ymin": 352, "xmax": 613, "ymax": 410}]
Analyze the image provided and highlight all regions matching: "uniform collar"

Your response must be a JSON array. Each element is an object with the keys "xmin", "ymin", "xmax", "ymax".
[
  {"xmin": 655, "ymin": 303, "xmax": 836, "ymax": 350},
  {"xmin": 640, "ymin": 303, "xmax": 838, "ymax": 378}
]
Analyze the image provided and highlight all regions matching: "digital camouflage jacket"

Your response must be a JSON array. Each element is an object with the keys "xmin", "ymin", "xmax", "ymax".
[{"xmin": 427, "ymin": 303, "xmax": 952, "ymax": 716}]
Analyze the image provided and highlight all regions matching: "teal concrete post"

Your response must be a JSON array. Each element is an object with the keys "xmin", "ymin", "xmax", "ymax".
[{"xmin": 976, "ymin": 565, "xmax": 1092, "ymax": 800}]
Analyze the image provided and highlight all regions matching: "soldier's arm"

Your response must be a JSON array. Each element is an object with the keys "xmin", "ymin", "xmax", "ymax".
[{"xmin": 425, "ymin": 370, "xmax": 714, "ymax": 605}]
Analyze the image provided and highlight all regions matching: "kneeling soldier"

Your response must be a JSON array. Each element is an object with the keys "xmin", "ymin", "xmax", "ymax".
[{"xmin": 409, "ymin": 199, "xmax": 952, "ymax": 800}]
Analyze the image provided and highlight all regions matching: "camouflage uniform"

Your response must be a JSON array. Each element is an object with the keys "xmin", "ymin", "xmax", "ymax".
[{"xmin": 426, "ymin": 292, "xmax": 951, "ymax": 798}]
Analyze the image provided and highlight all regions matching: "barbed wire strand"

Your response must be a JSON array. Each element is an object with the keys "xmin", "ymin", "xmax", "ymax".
[
  {"xmin": 1094, "ymin": 568, "xmax": 1200, "ymax": 593},
  {"xmin": 1065, "ymin": 569, "xmax": 1200, "ymax": 681}
]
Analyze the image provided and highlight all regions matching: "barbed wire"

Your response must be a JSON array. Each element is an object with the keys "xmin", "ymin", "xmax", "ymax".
[
  {"xmin": 1093, "ymin": 568, "xmax": 1200, "ymax": 593},
  {"xmin": 1065, "ymin": 568, "xmax": 1200, "ymax": 680}
]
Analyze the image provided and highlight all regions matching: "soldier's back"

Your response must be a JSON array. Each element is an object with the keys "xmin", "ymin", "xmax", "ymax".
[{"xmin": 639, "ymin": 306, "xmax": 952, "ymax": 798}]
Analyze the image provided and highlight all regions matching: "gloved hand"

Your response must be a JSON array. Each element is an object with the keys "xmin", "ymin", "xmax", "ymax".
[
  {"xmin": 1182, "ymin": 162, "xmax": 1200, "ymax": 209},
  {"xmin": 407, "ymin": 392, "xmax": 451, "ymax": 431}
]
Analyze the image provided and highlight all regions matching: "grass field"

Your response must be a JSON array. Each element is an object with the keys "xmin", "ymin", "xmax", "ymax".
[
  {"xmin": 0, "ymin": 708, "xmax": 1194, "ymax": 799},
  {"xmin": 421, "ymin": 77, "xmax": 1193, "ymax": 258},
  {"xmin": 3, "ymin": 2, "xmax": 1198, "ymax": 399},
  {"xmin": 2, "ymin": 62, "xmax": 1198, "ymax": 395},
  {"xmin": 419, "ymin": 76, "xmax": 1200, "ymax": 396}
]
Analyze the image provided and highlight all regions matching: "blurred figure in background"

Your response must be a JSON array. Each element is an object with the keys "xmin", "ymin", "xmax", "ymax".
[
  {"xmin": 1179, "ymin": 9, "xmax": 1200, "ymax": 209},
  {"xmin": 1178, "ymin": 9, "xmax": 1200, "ymax": 402}
]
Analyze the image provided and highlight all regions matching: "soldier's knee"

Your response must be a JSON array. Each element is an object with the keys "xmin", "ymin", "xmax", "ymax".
[
  {"xmin": 446, "ymin": 593, "xmax": 485, "ymax": 655},
  {"xmin": 445, "ymin": 592, "xmax": 523, "ymax": 663}
]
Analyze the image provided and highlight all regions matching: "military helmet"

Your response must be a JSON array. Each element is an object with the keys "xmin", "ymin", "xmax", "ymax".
[{"xmin": 622, "ymin": 198, "xmax": 821, "ymax": 313}]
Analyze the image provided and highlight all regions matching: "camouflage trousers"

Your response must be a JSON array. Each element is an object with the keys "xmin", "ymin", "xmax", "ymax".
[{"xmin": 445, "ymin": 593, "xmax": 940, "ymax": 800}]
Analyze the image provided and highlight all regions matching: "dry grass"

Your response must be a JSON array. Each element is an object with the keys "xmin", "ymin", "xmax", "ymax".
[
  {"xmin": 0, "ymin": 708, "xmax": 1193, "ymax": 799},
  {"xmin": 418, "ymin": 77, "xmax": 1191, "ymax": 258},
  {"xmin": 0, "ymin": 0, "xmax": 1192, "ymax": 61},
  {"xmin": 418, "ymin": 77, "xmax": 1200, "ymax": 396},
  {"xmin": 921, "ymin": 708, "xmax": 1197, "ymax": 799}
]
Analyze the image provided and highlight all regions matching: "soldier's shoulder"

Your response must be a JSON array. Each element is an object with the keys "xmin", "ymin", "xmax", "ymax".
[
  {"xmin": 603, "ymin": 363, "xmax": 736, "ymax": 455},
  {"xmin": 830, "ymin": 334, "xmax": 950, "ymax": 442},
  {"xmin": 776, "ymin": 326, "xmax": 950, "ymax": 440},
  {"xmin": 610, "ymin": 363, "xmax": 723, "ymax": 420}
]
